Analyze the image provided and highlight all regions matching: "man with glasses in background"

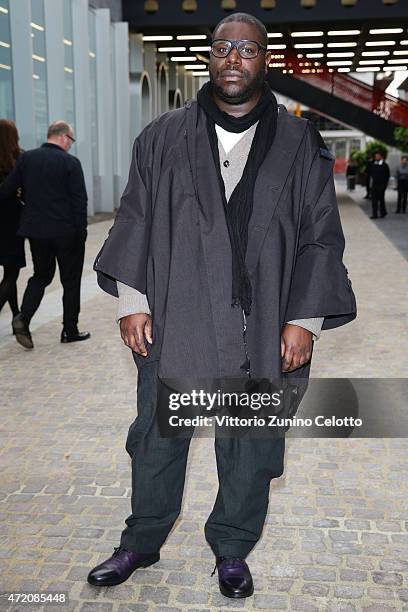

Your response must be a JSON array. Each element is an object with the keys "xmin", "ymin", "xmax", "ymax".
[
  {"xmin": 0, "ymin": 120, "xmax": 89, "ymax": 348},
  {"xmin": 91, "ymin": 13, "xmax": 356, "ymax": 599}
]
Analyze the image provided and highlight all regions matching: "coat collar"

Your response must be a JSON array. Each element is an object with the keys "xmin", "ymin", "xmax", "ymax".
[{"xmin": 184, "ymin": 101, "xmax": 308, "ymax": 276}]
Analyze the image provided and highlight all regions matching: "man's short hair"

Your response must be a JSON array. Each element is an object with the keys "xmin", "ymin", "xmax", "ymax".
[
  {"xmin": 47, "ymin": 120, "xmax": 72, "ymax": 139},
  {"xmin": 212, "ymin": 12, "xmax": 268, "ymax": 48}
]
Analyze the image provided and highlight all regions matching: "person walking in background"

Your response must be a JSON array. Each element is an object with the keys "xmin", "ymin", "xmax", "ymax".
[
  {"xmin": 0, "ymin": 120, "xmax": 25, "ymax": 331},
  {"xmin": 396, "ymin": 155, "xmax": 408, "ymax": 214},
  {"xmin": 0, "ymin": 120, "xmax": 90, "ymax": 349},
  {"xmin": 370, "ymin": 150, "xmax": 390, "ymax": 219}
]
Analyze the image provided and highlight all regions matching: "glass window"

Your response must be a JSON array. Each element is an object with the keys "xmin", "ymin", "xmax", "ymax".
[
  {"xmin": 88, "ymin": 9, "xmax": 98, "ymax": 174},
  {"xmin": 0, "ymin": 0, "xmax": 14, "ymax": 119},
  {"xmin": 31, "ymin": 0, "xmax": 48, "ymax": 145},
  {"xmin": 63, "ymin": 0, "xmax": 75, "ymax": 134}
]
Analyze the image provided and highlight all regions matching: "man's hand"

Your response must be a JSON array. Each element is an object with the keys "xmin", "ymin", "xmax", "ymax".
[
  {"xmin": 119, "ymin": 313, "xmax": 152, "ymax": 356},
  {"xmin": 281, "ymin": 323, "xmax": 313, "ymax": 372}
]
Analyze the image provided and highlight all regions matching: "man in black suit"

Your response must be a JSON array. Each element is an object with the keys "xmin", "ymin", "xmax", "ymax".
[
  {"xmin": 0, "ymin": 120, "xmax": 90, "ymax": 348},
  {"xmin": 370, "ymin": 150, "xmax": 390, "ymax": 220}
]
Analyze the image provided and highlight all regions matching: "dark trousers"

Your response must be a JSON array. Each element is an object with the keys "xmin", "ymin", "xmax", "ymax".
[
  {"xmin": 0, "ymin": 265, "xmax": 20, "ymax": 316},
  {"xmin": 371, "ymin": 183, "xmax": 387, "ymax": 218},
  {"xmin": 397, "ymin": 180, "xmax": 408, "ymax": 213},
  {"xmin": 120, "ymin": 361, "xmax": 285, "ymax": 558},
  {"xmin": 21, "ymin": 233, "xmax": 85, "ymax": 333}
]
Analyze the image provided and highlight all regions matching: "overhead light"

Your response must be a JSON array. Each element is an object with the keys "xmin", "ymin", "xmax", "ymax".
[
  {"xmin": 189, "ymin": 46, "xmax": 210, "ymax": 51},
  {"xmin": 388, "ymin": 58, "xmax": 408, "ymax": 63},
  {"xmin": 0, "ymin": 63, "xmax": 11, "ymax": 70},
  {"xmin": 306, "ymin": 53, "xmax": 324, "ymax": 57},
  {"xmin": 327, "ymin": 60, "xmax": 353, "ymax": 65},
  {"xmin": 261, "ymin": 0, "xmax": 277, "ymax": 8},
  {"xmin": 64, "ymin": 66, "xmax": 73, "ymax": 73},
  {"xmin": 362, "ymin": 51, "xmax": 390, "ymax": 56},
  {"xmin": 383, "ymin": 65, "xmax": 408, "ymax": 70},
  {"xmin": 184, "ymin": 64, "xmax": 207, "ymax": 69},
  {"xmin": 401, "ymin": 40, "xmax": 408, "ymax": 45},
  {"xmin": 31, "ymin": 22, "xmax": 44, "ymax": 31},
  {"xmin": 360, "ymin": 59, "xmax": 385, "ymax": 64},
  {"xmin": 294, "ymin": 43, "xmax": 324, "ymax": 48},
  {"xmin": 366, "ymin": 41, "xmax": 396, "ymax": 46},
  {"xmin": 32, "ymin": 54, "xmax": 45, "ymax": 62},
  {"xmin": 327, "ymin": 42, "xmax": 357, "ymax": 47},
  {"xmin": 170, "ymin": 56, "xmax": 197, "ymax": 61},
  {"xmin": 395, "ymin": 50, "xmax": 408, "ymax": 55},
  {"xmin": 382, "ymin": 0, "xmax": 398, "ymax": 4},
  {"xmin": 221, "ymin": 0, "xmax": 236, "ymax": 9},
  {"xmin": 89, "ymin": 51, "xmax": 96, "ymax": 58},
  {"xmin": 0, "ymin": 7, "xmax": 9, "ymax": 14},
  {"xmin": 369, "ymin": 28, "xmax": 402, "ymax": 34},
  {"xmin": 63, "ymin": 39, "xmax": 72, "ymax": 46},
  {"xmin": 341, "ymin": 0, "xmax": 357, "ymax": 5},
  {"xmin": 144, "ymin": 0, "xmax": 159, "ymax": 11},
  {"xmin": 291, "ymin": 31, "xmax": 323, "ymax": 37},
  {"xmin": 32, "ymin": 73, "xmax": 40, "ymax": 79},
  {"xmin": 182, "ymin": 0, "xmax": 198, "ymax": 11},
  {"xmin": 192, "ymin": 71, "xmax": 209, "ymax": 76},
  {"xmin": 267, "ymin": 33, "xmax": 283, "ymax": 38},
  {"xmin": 356, "ymin": 66, "xmax": 381, "ymax": 71},
  {"xmin": 338, "ymin": 67, "xmax": 351, "ymax": 72},
  {"xmin": 177, "ymin": 34, "xmax": 206, "ymax": 40},
  {"xmin": 328, "ymin": 30, "xmax": 360, "ymax": 35},
  {"xmin": 142, "ymin": 35, "xmax": 173, "ymax": 41},
  {"xmin": 327, "ymin": 52, "xmax": 355, "ymax": 57},
  {"xmin": 267, "ymin": 44, "xmax": 287, "ymax": 49},
  {"xmin": 300, "ymin": 0, "xmax": 317, "ymax": 7},
  {"xmin": 158, "ymin": 46, "xmax": 186, "ymax": 51},
  {"xmin": 0, "ymin": 41, "xmax": 10, "ymax": 48},
  {"xmin": 269, "ymin": 62, "xmax": 286, "ymax": 67}
]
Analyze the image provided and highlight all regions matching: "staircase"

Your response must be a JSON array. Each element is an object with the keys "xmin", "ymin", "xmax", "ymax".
[{"xmin": 268, "ymin": 68, "xmax": 408, "ymax": 146}]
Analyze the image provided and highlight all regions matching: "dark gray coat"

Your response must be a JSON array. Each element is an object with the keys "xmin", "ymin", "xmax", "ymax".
[{"xmin": 94, "ymin": 102, "xmax": 356, "ymax": 380}]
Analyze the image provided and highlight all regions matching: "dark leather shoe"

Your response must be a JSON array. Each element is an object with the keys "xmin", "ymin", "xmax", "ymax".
[
  {"xmin": 87, "ymin": 547, "xmax": 160, "ymax": 587},
  {"xmin": 213, "ymin": 556, "xmax": 254, "ymax": 599},
  {"xmin": 369, "ymin": 215, "xmax": 378, "ymax": 219},
  {"xmin": 61, "ymin": 330, "xmax": 91, "ymax": 343},
  {"xmin": 12, "ymin": 313, "xmax": 33, "ymax": 349}
]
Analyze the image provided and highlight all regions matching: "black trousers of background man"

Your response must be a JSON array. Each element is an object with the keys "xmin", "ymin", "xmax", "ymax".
[
  {"xmin": 371, "ymin": 183, "xmax": 388, "ymax": 218},
  {"xmin": 21, "ymin": 233, "xmax": 86, "ymax": 333},
  {"xmin": 397, "ymin": 180, "xmax": 408, "ymax": 213}
]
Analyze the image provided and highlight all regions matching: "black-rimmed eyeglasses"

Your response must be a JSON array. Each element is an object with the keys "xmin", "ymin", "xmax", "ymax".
[
  {"xmin": 211, "ymin": 39, "xmax": 267, "ymax": 59},
  {"xmin": 65, "ymin": 133, "xmax": 76, "ymax": 143}
]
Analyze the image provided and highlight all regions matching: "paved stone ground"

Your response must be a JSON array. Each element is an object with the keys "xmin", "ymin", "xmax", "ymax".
[{"xmin": 0, "ymin": 188, "xmax": 407, "ymax": 611}]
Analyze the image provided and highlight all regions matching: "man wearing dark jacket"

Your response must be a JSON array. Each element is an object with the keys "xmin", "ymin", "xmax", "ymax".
[
  {"xmin": 370, "ymin": 150, "xmax": 390, "ymax": 219},
  {"xmin": 89, "ymin": 14, "xmax": 356, "ymax": 599},
  {"xmin": 0, "ymin": 120, "xmax": 90, "ymax": 348}
]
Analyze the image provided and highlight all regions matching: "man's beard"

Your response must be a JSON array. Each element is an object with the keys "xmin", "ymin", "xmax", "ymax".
[{"xmin": 210, "ymin": 66, "xmax": 266, "ymax": 106}]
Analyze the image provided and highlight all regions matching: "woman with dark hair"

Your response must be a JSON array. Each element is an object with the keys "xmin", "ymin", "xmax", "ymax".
[{"xmin": 0, "ymin": 119, "xmax": 26, "ymax": 331}]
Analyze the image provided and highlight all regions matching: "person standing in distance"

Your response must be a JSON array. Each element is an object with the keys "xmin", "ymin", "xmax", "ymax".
[
  {"xmin": 90, "ymin": 14, "xmax": 356, "ymax": 599},
  {"xmin": 0, "ymin": 120, "xmax": 90, "ymax": 348},
  {"xmin": 370, "ymin": 150, "xmax": 390, "ymax": 219}
]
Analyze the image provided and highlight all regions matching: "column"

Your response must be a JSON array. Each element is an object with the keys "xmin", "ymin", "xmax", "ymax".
[
  {"xmin": 9, "ymin": 0, "xmax": 35, "ymax": 150},
  {"xmin": 72, "ymin": 0, "xmax": 94, "ymax": 214},
  {"xmin": 112, "ymin": 21, "xmax": 130, "ymax": 208},
  {"xmin": 44, "ymin": 0, "xmax": 64, "ymax": 123},
  {"xmin": 94, "ymin": 8, "xmax": 114, "ymax": 212}
]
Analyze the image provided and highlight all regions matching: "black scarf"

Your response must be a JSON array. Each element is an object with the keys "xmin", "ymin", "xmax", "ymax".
[{"xmin": 197, "ymin": 81, "xmax": 278, "ymax": 315}]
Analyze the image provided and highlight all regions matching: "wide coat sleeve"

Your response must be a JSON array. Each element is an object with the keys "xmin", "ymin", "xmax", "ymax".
[
  {"xmin": 93, "ymin": 133, "xmax": 152, "ymax": 297},
  {"xmin": 284, "ymin": 123, "xmax": 357, "ymax": 330}
]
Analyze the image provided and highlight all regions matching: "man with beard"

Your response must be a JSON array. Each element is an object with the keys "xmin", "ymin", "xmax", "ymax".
[{"xmin": 89, "ymin": 13, "xmax": 356, "ymax": 599}]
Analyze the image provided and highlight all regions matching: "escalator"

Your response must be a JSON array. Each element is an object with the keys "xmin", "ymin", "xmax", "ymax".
[{"xmin": 268, "ymin": 68, "xmax": 408, "ymax": 147}]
